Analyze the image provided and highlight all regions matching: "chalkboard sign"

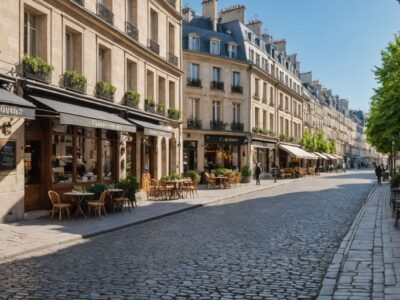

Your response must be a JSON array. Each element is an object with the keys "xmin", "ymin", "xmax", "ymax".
[{"xmin": 0, "ymin": 140, "xmax": 16, "ymax": 171}]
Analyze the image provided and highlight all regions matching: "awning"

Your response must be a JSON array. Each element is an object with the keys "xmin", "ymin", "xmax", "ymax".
[
  {"xmin": 279, "ymin": 144, "xmax": 318, "ymax": 160},
  {"xmin": 323, "ymin": 153, "xmax": 338, "ymax": 160},
  {"xmin": 31, "ymin": 96, "xmax": 136, "ymax": 132},
  {"xmin": 314, "ymin": 152, "xmax": 329, "ymax": 160},
  {"xmin": 331, "ymin": 154, "xmax": 343, "ymax": 160},
  {"xmin": 0, "ymin": 89, "xmax": 35, "ymax": 119},
  {"xmin": 128, "ymin": 119, "xmax": 173, "ymax": 138}
]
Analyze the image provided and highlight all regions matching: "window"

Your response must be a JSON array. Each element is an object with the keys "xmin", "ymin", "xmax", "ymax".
[
  {"xmin": 233, "ymin": 103, "xmax": 240, "ymax": 123},
  {"xmin": 212, "ymin": 67, "xmax": 221, "ymax": 82},
  {"xmin": 254, "ymin": 107, "xmax": 259, "ymax": 127},
  {"xmin": 101, "ymin": 130, "xmax": 117, "ymax": 181},
  {"xmin": 168, "ymin": 23, "xmax": 175, "ymax": 55},
  {"xmin": 285, "ymin": 96, "xmax": 289, "ymax": 111},
  {"xmin": 150, "ymin": 9, "xmax": 158, "ymax": 42},
  {"xmin": 210, "ymin": 40, "xmax": 220, "ymax": 55},
  {"xmin": 212, "ymin": 101, "xmax": 221, "ymax": 121},
  {"xmin": 262, "ymin": 83, "xmax": 267, "ymax": 103},
  {"xmin": 247, "ymin": 32, "xmax": 252, "ymax": 41},
  {"xmin": 189, "ymin": 35, "xmax": 200, "ymax": 51},
  {"xmin": 254, "ymin": 78, "xmax": 260, "ymax": 97},
  {"xmin": 263, "ymin": 110, "xmax": 267, "ymax": 129},
  {"xmin": 146, "ymin": 69, "xmax": 154, "ymax": 99},
  {"xmin": 293, "ymin": 102, "xmax": 297, "ymax": 116},
  {"xmin": 98, "ymin": 46, "xmax": 111, "ymax": 82},
  {"xmin": 65, "ymin": 29, "xmax": 83, "ymax": 73},
  {"xmin": 190, "ymin": 98, "xmax": 200, "ymax": 119},
  {"xmin": 76, "ymin": 127, "xmax": 98, "ymax": 183},
  {"xmin": 279, "ymin": 93, "xmax": 283, "ymax": 108},
  {"xmin": 188, "ymin": 63, "xmax": 200, "ymax": 80},
  {"xmin": 256, "ymin": 53, "xmax": 260, "ymax": 66},
  {"xmin": 227, "ymin": 44, "xmax": 237, "ymax": 58},
  {"xmin": 127, "ymin": 0, "xmax": 138, "ymax": 26},
  {"xmin": 24, "ymin": 12, "xmax": 37, "ymax": 56},
  {"xmin": 269, "ymin": 113, "xmax": 274, "ymax": 131},
  {"xmin": 270, "ymin": 86, "xmax": 274, "ymax": 104},
  {"xmin": 232, "ymin": 71, "xmax": 241, "ymax": 86},
  {"xmin": 169, "ymin": 81, "xmax": 176, "ymax": 108},
  {"xmin": 285, "ymin": 119, "xmax": 289, "ymax": 136},
  {"xmin": 126, "ymin": 60, "xmax": 137, "ymax": 91},
  {"xmin": 280, "ymin": 117, "xmax": 284, "ymax": 134},
  {"xmin": 249, "ymin": 49, "xmax": 254, "ymax": 62},
  {"xmin": 262, "ymin": 59, "xmax": 268, "ymax": 72},
  {"xmin": 51, "ymin": 125, "xmax": 74, "ymax": 184}
]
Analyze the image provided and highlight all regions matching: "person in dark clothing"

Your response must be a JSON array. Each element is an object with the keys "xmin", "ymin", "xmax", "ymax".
[
  {"xmin": 255, "ymin": 162, "xmax": 262, "ymax": 185},
  {"xmin": 375, "ymin": 165, "xmax": 382, "ymax": 186}
]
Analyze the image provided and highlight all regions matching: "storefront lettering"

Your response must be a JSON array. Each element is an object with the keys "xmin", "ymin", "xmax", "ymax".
[
  {"xmin": 0, "ymin": 105, "xmax": 23, "ymax": 117},
  {"xmin": 205, "ymin": 135, "xmax": 244, "ymax": 144},
  {"xmin": 91, "ymin": 119, "xmax": 123, "ymax": 131}
]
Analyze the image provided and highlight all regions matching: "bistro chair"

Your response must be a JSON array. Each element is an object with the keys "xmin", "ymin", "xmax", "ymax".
[
  {"xmin": 205, "ymin": 172, "xmax": 216, "ymax": 189},
  {"xmin": 48, "ymin": 190, "xmax": 71, "ymax": 221},
  {"xmin": 148, "ymin": 179, "xmax": 158, "ymax": 199},
  {"xmin": 113, "ymin": 191, "xmax": 131, "ymax": 212},
  {"xmin": 87, "ymin": 191, "xmax": 108, "ymax": 217},
  {"xmin": 158, "ymin": 180, "xmax": 174, "ymax": 200},
  {"xmin": 182, "ymin": 179, "xmax": 198, "ymax": 198},
  {"xmin": 235, "ymin": 172, "xmax": 242, "ymax": 187}
]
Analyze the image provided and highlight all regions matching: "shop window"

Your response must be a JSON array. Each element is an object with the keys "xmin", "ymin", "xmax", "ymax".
[
  {"xmin": 51, "ymin": 135, "xmax": 74, "ymax": 184},
  {"xmin": 76, "ymin": 127, "xmax": 98, "ymax": 183},
  {"xmin": 183, "ymin": 141, "xmax": 197, "ymax": 172},
  {"xmin": 101, "ymin": 130, "xmax": 117, "ymax": 181},
  {"xmin": 204, "ymin": 144, "xmax": 239, "ymax": 170}
]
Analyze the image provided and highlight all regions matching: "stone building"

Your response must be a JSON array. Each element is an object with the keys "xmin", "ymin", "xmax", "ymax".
[{"xmin": 0, "ymin": 0, "xmax": 183, "ymax": 222}]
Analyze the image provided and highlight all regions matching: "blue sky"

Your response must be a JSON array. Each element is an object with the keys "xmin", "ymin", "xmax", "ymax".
[{"xmin": 185, "ymin": 0, "xmax": 400, "ymax": 111}]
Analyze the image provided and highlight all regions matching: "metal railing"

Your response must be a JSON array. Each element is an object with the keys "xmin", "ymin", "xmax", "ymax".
[
  {"xmin": 231, "ymin": 85, "xmax": 243, "ymax": 93},
  {"xmin": 149, "ymin": 39, "xmax": 160, "ymax": 55},
  {"xmin": 125, "ymin": 22, "xmax": 138, "ymax": 41},
  {"xmin": 168, "ymin": 53, "xmax": 178, "ymax": 66},
  {"xmin": 210, "ymin": 81, "xmax": 224, "ymax": 91},
  {"xmin": 97, "ymin": 1, "xmax": 114, "ymax": 25},
  {"xmin": 72, "ymin": 0, "xmax": 84, "ymax": 6},
  {"xmin": 231, "ymin": 122, "xmax": 244, "ymax": 132},
  {"xmin": 187, "ymin": 78, "xmax": 202, "ymax": 87}
]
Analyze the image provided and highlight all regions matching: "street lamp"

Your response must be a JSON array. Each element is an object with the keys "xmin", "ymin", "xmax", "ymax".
[{"xmin": 392, "ymin": 138, "xmax": 396, "ymax": 176}]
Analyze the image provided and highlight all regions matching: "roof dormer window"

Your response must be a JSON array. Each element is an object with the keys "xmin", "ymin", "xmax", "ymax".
[
  {"xmin": 210, "ymin": 39, "xmax": 220, "ymax": 55},
  {"xmin": 189, "ymin": 33, "xmax": 200, "ymax": 51},
  {"xmin": 255, "ymin": 38, "xmax": 260, "ymax": 47},
  {"xmin": 227, "ymin": 42, "xmax": 238, "ymax": 59},
  {"xmin": 247, "ymin": 32, "xmax": 252, "ymax": 41}
]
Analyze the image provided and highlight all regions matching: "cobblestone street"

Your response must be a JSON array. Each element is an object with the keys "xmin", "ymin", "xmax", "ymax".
[{"xmin": 0, "ymin": 172, "xmax": 374, "ymax": 299}]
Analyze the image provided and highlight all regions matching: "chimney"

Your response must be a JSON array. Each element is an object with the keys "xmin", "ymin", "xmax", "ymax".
[
  {"xmin": 262, "ymin": 34, "xmax": 272, "ymax": 44},
  {"xmin": 220, "ymin": 5, "xmax": 246, "ymax": 24},
  {"xmin": 182, "ymin": 6, "xmax": 193, "ymax": 23},
  {"xmin": 273, "ymin": 39, "xmax": 287, "ymax": 53},
  {"xmin": 300, "ymin": 72, "xmax": 312, "ymax": 84},
  {"xmin": 202, "ymin": 0, "xmax": 218, "ymax": 31},
  {"xmin": 246, "ymin": 19, "xmax": 262, "ymax": 37}
]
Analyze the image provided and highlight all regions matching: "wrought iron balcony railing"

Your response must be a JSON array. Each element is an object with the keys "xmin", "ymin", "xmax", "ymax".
[
  {"xmin": 125, "ymin": 22, "xmax": 138, "ymax": 41},
  {"xmin": 231, "ymin": 122, "xmax": 244, "ymax": 132},
  {"xmin": 231, "ymin": 85, "xmax": 243, "ymax": 93},
  {"xmin": 187, "ymin": 118, "xmax": 202, "ymax": 129},
  {"xmin": 210, "ymin": 120, "xmax": 226, "ymax": 131},
  {"xmin": 149, "ymin": 39, "xmax": 160, "ymax": 55},
  {"xmin": 168, "ymin": 53, "xmax": 178, "ymax": 66},
  {"xmin": 97, "ymin": 1, "xmax": 114, "ymax": 25},
  {"xmin": 210, "ymin": 81, "xmax": 224, "ymax": 91},
  {"xmin": 187, "ymin": 78, "xmax": 202, "ymax": 87},
  {"xmin": 72, "ymin": 0, "xmax": 84, "ymax": 6}
]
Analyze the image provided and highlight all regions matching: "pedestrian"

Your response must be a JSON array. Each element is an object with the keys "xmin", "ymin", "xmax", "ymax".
[
  {"xmin": 255, "ymin": 162, "xmax": 262, "ymax": 185},
  {"xmin": 375, "ymin": 165, "xmax": 382, "ymax": 186}
]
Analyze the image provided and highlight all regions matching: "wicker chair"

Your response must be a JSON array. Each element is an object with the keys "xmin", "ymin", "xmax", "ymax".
[
  {"xmin": 148, "ymin": 179, "xmax": 158, "ymax": 198},
  {"xmin": 48, "ymin": 190, "xmax": 71, "ymax": 221},
  {"xmin": 113, "ymin": 191, "xmax": 130, "ymax": 212},
  {"xmin": 235, "ymin": 172, "xmax": 242, "ymax": 187},
  {"xmin": 182, "ymin": 179, "xmax": 198, "ymax": 198},
  {"xmin": 205, "ymin": 172, "xmax": 216, "ymax": 189},
  {"xmin": 87, "ymin": 191, "xmax": 108, "ymax": 217},
  {"xmin": 158, "ymin": 180, "xmax": 174, "ymax": 200}
]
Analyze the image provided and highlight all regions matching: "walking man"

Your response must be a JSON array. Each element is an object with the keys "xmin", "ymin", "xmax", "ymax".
[
  {"xmin": 375, "ymin": 164, "xmax": 382, "ymax": 186},
  {"xmin": 255, "ymin": 162, "xmax": 262, "ymax": 185}
]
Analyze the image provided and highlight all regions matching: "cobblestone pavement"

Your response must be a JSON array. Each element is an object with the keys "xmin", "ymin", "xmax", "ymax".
[
  {"xmin": 317, "ymin": 183, "xmax": 400, "ymax": 300},
  {"xmin": 0, "ymin": 172, "xmax": 374, "ymax": 299}
]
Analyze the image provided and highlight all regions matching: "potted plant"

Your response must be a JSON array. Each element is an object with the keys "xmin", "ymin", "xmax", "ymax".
[
  {"xmin": 22, "ymin": 55, "xmax": 54, "ymax": 83},
  {"xmin": 96, "ymin": 81, "xmax": 116, "ymax": 101},
  {"xmin": 144, "ymin": 98, "xmax": 156, "ymax": 113},
  {"xmin": 184, "ymin": 170, "xmax": 201, "ymax": 182},
  {"xmin": 116, "ymin": 176, "xmax": 139, "ymax": 208},
  {"xmin": 125, "ymin": 90, "xmax": 140, "ymax": 108},
  {"xmin": 64, "ymin": 70, "xmax": 87, "ymax": 94},
  {"xmin": 168, "ymin": 108, "xmax": 181, "ymax": 120},
  {"xmin": 157, "ymin": 103, "xmax": 166, "ymax": 116},
  {"xmin": 241, "ymin": 165, "xmax": 252, "ymax": 183},
  {"xmin": 88, "ymin": 183, "xmax": 108, "ymax": 199}
]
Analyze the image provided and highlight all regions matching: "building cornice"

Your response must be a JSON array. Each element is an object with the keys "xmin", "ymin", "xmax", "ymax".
[
  {"xmin": 154, "ymin": 0, "xmax": 184, "ymax": 21},
  {"xmin": 183, "ymin": 51, "xmax": 248, "ymax": 68}
]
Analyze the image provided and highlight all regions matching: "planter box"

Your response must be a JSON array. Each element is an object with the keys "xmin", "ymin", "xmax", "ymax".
[
  {"xmin": 64, "ymin": 78, "xmax": 86, "ymax": 94},
  {"xmin": 241, "ymin": 176, "xmax": 252, "ymax": 183},
  {"xmin": 23, "ymin": 63, "xmax": 51, "ymax": 84},
  {"xmin": 96, "ymin": 90, "xmax": 114, "ymax": 102}
]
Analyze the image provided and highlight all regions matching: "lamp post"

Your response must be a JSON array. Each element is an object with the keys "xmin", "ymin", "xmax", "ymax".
[{"xmin": 392, "ymin": 137, "xmax": 396, "ymax": 176}]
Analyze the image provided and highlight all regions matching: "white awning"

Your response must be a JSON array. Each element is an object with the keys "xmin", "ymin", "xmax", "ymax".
[
  {"xmin": 314, "ymin": 152, "xmax": 329, "ymax": 160},
  {"xmin": 279, "ymin": 144, "xmax": 318, "ymax": 160},
  {"xmin": 323, "ymin": 153, "xmax": 338, "ymax": 160},
  {"xmin": 331, "ymin": 154, "xmax": 343, "ymax": 160}
]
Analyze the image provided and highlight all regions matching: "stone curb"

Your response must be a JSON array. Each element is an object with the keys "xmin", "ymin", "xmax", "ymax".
[
  {"xmin": 316, "ymin": 183, "xmax": 378, "ymax": 299},
  {"xmin": 1, "ymin": 178, "xmax": 301, "ymax": 262}
]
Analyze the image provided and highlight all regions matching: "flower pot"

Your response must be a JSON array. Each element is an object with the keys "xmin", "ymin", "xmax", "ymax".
[{"xmin": 241, "ymin": 176, "xmax": 251, "ymax": 183}]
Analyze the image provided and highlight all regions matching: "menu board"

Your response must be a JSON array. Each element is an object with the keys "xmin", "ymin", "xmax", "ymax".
[{"xmin": 0, "ymin": 140, "xmax": 16, "ymax": 171}]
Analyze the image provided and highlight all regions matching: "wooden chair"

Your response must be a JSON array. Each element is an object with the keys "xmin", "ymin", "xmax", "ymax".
[
  {"xmin": 113, "ymin": 191, "xmax": 130, "ymax": 212},
  {"xmin": 158, "ymin": 180, "xmax": 174, "ymax": 200},
  {"xmin": 148, "ymin": 179, "xmax": 158, "ymax": 199},
  {"xmin": 87, "ymin": 191, "xmax": 108, "ymax": 217},
  {"xmin": 182, "ymin": 179, "xmax": 198, "ymax": 198},
  {"xmin": 48, "ymin": 190, "xmax": 71, "ymax": 221},
  {"xmin": 205, "ymin": 172, "xmax": 216, "ymax": 189},
  {"xmin": 224, "ymin": 173, "xmax": 236, "ymax": 189},
  {"xmin": 235, "ymin": 172, "xmax": 242, "ymax": 187}
]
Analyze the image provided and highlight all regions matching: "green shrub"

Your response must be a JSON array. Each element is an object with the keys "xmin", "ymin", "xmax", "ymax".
[
  {"xmin": 158, "ymin": 103, "xmax": 165, "ymax": 112},
  {"xmin": 96, "ymin": 81, "xmax": 116, "ymax": 94},
  {"xmin": 214, "ymin": 168, "xmax": 233, "ymax": 176},
  {"xmin": 23, "ymin": 56, "xmax": 54, "ymax": 74},
  {"xmin": 241, "ymin": 165, "xmax": 252, "ymax": 177},
  {"xmin": 125, "ymin": 90, "xmax": 140, "ymax": 106},
  {"xmin": 64, "ymin": 71, "xmax": 87, "ymax": 86},
  {"xmin": 184, "ymin": 170, "xmax": 201, "ymax": 182},
  {"xmin": 145, "ymin": 98, "xmax": 156, "ymax": 107},
  {"xmin": 116, "ymin": 175, "xmax": 139, "ymax": 203},
  {"xmin": 390, "ymin": 173, "xmax": 400, "ymax": 188},
  {"xmin": 168, "ymin": 108, "xmax": 181, "ymax": 120},
  {"xmin": 88, "ymin": 183, "xmax": 108, "ymax": 199}
]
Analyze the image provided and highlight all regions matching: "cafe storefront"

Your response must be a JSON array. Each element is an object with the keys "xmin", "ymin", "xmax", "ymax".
[
  {"xmin": 251, "ymin": 140, "xmax": 276, "ymax": 175},
  {"xmin": 23, "ymin": 95, "xmax": 136, "ymax": 212}
]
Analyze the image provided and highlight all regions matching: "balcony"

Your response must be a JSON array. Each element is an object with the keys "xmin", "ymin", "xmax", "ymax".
[
  {"xmin": 149, "ymin": 39, "xmax": 160, "ymax": 55},
  {"xmin": 125, "ymin": 22, "xmax": 138, "ymax": 41},
  {"xmin": 72, "ymin": 0, "xmax": 84, "ymax": 5},
  {"xmin": 145, "ymin": 105, "xmax": 156, "ymax": 114},
  {"xmin": 168, "ymin": 53, "xmax": 178, "ymax": 66},
  {"xmin": 187, "ymin": 78, "xmax": 202, "ymax": 87},
  {"xmin": 97, "ymin": 1, "xmax": 114, "ymax": 25},
  {"xmin": 210, "ymin": 120, "xmax": 226, "ymax": 131},
  {"xmin": 231, "ymin": 85, "xmax": 243, "ymax": 94},
  {"xmin": 187, "ymin": 118, "xmax": 202, "ymax": 129},
  {"xmin": 210, "ymin": 81, "xmax": 224, "ymax": 91},
  {"xmin": 231, "ymin": 122, "xmax": 244, "ymax": 132}
]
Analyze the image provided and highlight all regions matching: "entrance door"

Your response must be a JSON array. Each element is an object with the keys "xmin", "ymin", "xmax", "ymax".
[{"xmin": 24, "ymin": 138, "xmax": 45, "ymax": 211}]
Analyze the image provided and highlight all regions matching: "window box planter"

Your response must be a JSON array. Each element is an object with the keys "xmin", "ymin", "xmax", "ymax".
[
  {"xmin": 125, "ymin": 22, "xmax": 138, "ymax": 41},
  {"xmin": 210, "ymin": 120, "xmax": 226, "ymax": 130},
  {"xmin": 168, "ymin": 108, "xmax": 181, "ymax": 120},
  {"xmin": 125, "ymin": 90, "xmax": 140, "ymax": 108},
  {"xmin": 144, "ymin": 99, "xmax": 156, "ymax": 113},
  {"xmin": 231, "ymin": 122, "xmax": 244, "ymax": 132},
  {"xmin": 96, "ymin": 81, "xmax": 116, "ymax": 102},
  {"xmin": 187, "ymin": 118, "xmax": 202, "ymax": 129},
  {"xmin": 64, "ymin": 71, "xmax": 87, "ymax": 94},
  {"xmin": 22, "ymin": 56, "xmax": 54, "ymax": 84},
  {"xmin": 157, "ymin": 104, "xmax": 166, "ymax": 117}
]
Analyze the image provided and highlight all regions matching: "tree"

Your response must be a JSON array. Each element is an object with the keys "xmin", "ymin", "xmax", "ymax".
[
  {"xmin": 303, "ymin": 130, "xmax": 316, "ymax": 152},
  {"xmin": 327, "ymin": 139, "xmax": 337, "ymax": 154},
  {"xmin": 366, "ymin": 35, "xmax": 400, "ymax": 153},
  {"xmin": 315, "ymin": 131, "xmax": 328, "ymax": 153}
]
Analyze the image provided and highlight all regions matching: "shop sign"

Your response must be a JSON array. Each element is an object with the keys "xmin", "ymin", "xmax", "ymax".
[
  {"xmin": 204, "ymin": 135, "xmax": 245, "ymax": 144},
  {"xmin": 0, "ymin": 104, "xmax": 35, "ymax": 119},
  {"xmin": 0, "ymin": 140, "xmax": 16, "ymax": 171},
  {"xmin": 252, "ymin": 140, "xmax": 276, "ymax": 149},
  {"xmin": 60, "ymin": 114, "xmax": 136, "ymax": 133}
]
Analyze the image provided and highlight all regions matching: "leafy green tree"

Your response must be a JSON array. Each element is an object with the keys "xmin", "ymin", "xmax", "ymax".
[
  {"xmin": 303, "ymin": 130, "xmax": 316, "ymax": 152},
  {"xmin": 315, "ymin": 131, "xmax": 328, "ymax": 153},
  {"xmin": 366, "ymin": 35, "xmax": 400, "ymax": 153},
  {"xmin": 327, "ymin": 139, "xmax": 337, "ymax": 154}
]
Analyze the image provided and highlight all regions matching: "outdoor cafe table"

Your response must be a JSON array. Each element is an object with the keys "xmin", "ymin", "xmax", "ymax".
[
  {"xmin": 214, "ymin": 176, "xmax": 228, "ymax": 189},
  {"xmin": 64, "ymin": 191, "xmax": 95, "ymax": 219},
  {"xmin": 165, "ymin": 179, "xmax": 191, "ymax": 199}
]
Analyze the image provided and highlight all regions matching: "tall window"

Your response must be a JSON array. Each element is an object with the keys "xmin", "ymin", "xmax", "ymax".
[
  {"xmin": 190, "ymin": 98, "xmax": 200, "ymax": 119},
  {"xmin": 280, "ymin": 117, "xmax": 284, "ymax": 134},
  {"xmin": 263, "ymin": 110, "xmax": 267, "ymax": 129},
  {"xmin": 126, "ymin": 60, "xmax": 137, "ymax": 91},
  {"xmin": 98, "ymin": 47, "xmax": 111, "ymax": 82},
  {"xmin": 24, "ymin": 12, "xmax": 37, "ymax": 56},
  {"xmin": 65, "ymin": 29, "xmax": 82, "ymax": 73},
  {"xmin": 254, "ymin": 78, "xmax": 260, "ymax": 97},
  {"xmin": 168, "ymin": 23, "xmax": 175, "ymax": 54},
  {"xmin": 249, "ymin": 49, "xmax": 254, "ymax": 62},
  {"xmin": 212, "ymin": 67, "xmax": 221, "ymax": 82},
  {"xmin": 127, "ymin": 0, "xmax": 137, "ymax": 26},
  {"xmin": 66, "ymin": 32, "xmax": 74, "ymax": 71},
  {"xmin": 189, "ymin": 35, "xmax": 200, "ymax": 51},
  {"xmin": 279, "ymin": 93, "xmax": 283, "ymax": 108},
  {"xmin": 255, "ymin": 53, "xmax": 260, "ymax": 67},
  {"xmin": 233, "ymin": 103, "xmax": 240, "ymax": 123},
  {"xmin": 150, "ymin": 9, "xmax": 158, "ymax": 42},
  {"xmin": 269, "ymin": 113, "xmax": 274, "ymax": 131},
  {"xmin": 270, "ymin": 86, "xmax": 274, "ymax": 104},
  {"xmin": 169, "ymin": 81, "xmax": 175, "ymax": 108},
  {"xmin": 254, "ymin": 107, "xmax": 259, "ymax": 127},
  {"xmin": 232, "ymin": 72, "xmax": 240, "ymax": 86},
  {"xmin": 210, "ymin": 40, "xmax": 220, "ymax": 55},
  {"xmin": 262, "ymin": 82, "xmax": 267, "ymax": 103},
  {"xmin": 188, "ymin": 63, "xmax": 200, "ymax": 80},
  {"xmin": 285, "ymin": 119, "xmax": 289, "ymax": 136},
  {"xmin": 212, "ymin": 101, "xmax": 221, "ymax": 121},
  {"xmin": 227, "ymin": 44, "xmax": 237, "ymax": 58},
  {"xmin": 285, "ymin": 96, "xmax": 289, "ymax": 111}
]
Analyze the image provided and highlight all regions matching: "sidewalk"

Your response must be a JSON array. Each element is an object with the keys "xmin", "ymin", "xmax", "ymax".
[
  {"xmin": 317, "ymin": 183, "xmax": 400, "ymax": 300},
  {"xmin": 0, "ymin": 177, "xmax": 299, "ymax": 262}
]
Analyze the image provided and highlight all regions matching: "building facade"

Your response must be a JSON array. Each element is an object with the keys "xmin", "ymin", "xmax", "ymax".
[{"xmin": 0, "ymin": 0, "xmax": 183, "ymax": 222}]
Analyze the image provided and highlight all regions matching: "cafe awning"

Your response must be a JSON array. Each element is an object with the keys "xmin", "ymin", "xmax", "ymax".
[
  {"xmin": 279, "ymin": 144, "xmax": 318, "ymax": 160},
  {"xmin": 314, "ymin": 152, "xmax": 329, "ymax": 160},
  {"xmin": 331, "ymin": 154, "xmax": 343, "ymax": 160},
  {"xmin": 31, "ymin": 96, "xmax": 136, "ymax": 132},
  {"xmin": 323, "ymin": 153, "xmax": 338, "ymax": 160},
  {"xmin": 128, "ymin": 119, "xmax": 173, "ymax": 138},
  {"xmin": 0, "ymin": 89, "xmax": 35, "ymax": 119}
]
